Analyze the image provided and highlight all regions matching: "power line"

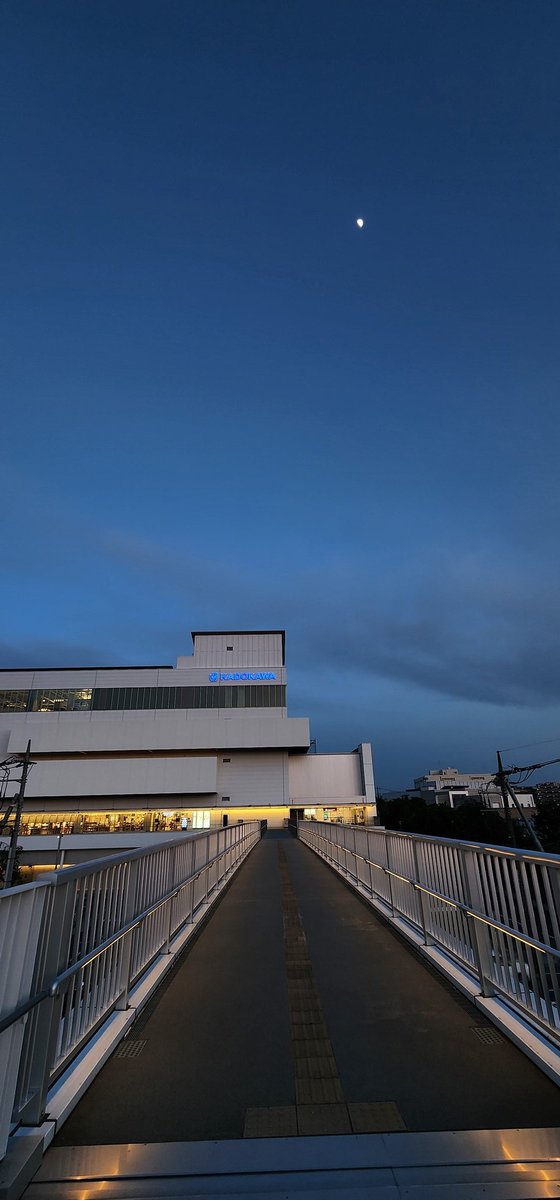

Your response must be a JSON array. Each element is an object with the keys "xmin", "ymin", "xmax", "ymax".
[
  {"xmin": 501, "ymin": 736, "xmax": 560, "ymax": 753},
  {"xmin": 506, "ymin": 756, "xmax": 560, "ymax": 775}
]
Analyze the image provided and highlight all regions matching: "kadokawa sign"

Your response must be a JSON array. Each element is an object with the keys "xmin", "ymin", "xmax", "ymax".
[{"xmin": 208, "ymin": 671, "xmax": 276, "ymax": 682}]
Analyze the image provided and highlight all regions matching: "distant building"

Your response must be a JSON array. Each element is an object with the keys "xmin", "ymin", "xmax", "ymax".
[
  {"xmin": 412, "ymin": 767, "xmax": 534, "ymax": 813},
  {"xmin": 0, "ymin": 630, "xmax": 376, "ymax": 837},
  {"xmin": 533, "ymin": 782, "xmax": 560, "ymax": 806}
]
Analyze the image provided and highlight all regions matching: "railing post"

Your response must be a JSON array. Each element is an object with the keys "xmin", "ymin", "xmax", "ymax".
[
  {"xmin": 385, "ymin": 833, "xmax": 396, "ymax": 917},
  {"xmin": 204, "ymin": 832, "xmax": 210, "ymax": 905},
  {"xmin": 366, "ymin": 829, "xmax": 375, "ymax": 899},
  {"xmin": 0, "ymin": 885, "xmax": 47, "ymax": 1156},
  {"xmin": 188, "ymin": 838, "xmax": 196, "ymax": 923},
  {"xmin": 351, "ymin": 827, "xmax": 359, "ymax": 882},
  {"xmin": 460, "ymin": 846, "xmax": 495, "ymax": 997},
  {"xmin": 163, "ymin": 845, "xmax": 178, "ymax": 954},
  {"xmin": 17, "ymin": 877, "xmax": 76, "ymax": 1125},
  {"xmin": 115, "ymin": 858, "xmax": 140, "ymax": 1011},
  {"xmin": 411, "ymin": 838, "xmax": 434, "ymax": 946}
]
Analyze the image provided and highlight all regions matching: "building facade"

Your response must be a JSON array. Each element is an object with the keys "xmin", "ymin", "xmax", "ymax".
[
  {"xmin": 0, "ymin": 630, "xmax": 376, "ymax": 834},
  {"xmin": 412, "ymin": 767, "xmax": 534, "ymax": 812}
]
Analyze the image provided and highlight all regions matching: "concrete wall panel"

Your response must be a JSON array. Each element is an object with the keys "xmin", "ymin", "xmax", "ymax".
[
  {"xmin": 217, "ymin": 751, "xmax": 287, "ymax": 806},
  {"xmin": 2, "ymin": 714, "xmax": 310, "ymax": 754},
  {"xmin": 10, "ymin": 756, "xmax": 217, "ymax": 799},
  {"xmin": 289, "ymin": 753, "xmax": 363, "ymax": 802}
]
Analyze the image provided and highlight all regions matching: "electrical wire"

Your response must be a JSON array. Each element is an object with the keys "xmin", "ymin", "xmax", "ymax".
[{"xmin": 501, "ymin": 736, "xmax": 560, "ymax": 753}]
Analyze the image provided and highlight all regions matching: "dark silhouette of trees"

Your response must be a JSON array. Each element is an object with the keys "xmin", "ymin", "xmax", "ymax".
[
  {"xmin": 377, "ymin": 795, "xmax": 532, "ymax": 848},
  {"xmin": 534, "ymin": 795, "xmax": 560, "ymax": 854}
]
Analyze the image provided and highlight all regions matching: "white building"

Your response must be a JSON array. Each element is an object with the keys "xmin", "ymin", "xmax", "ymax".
[
  {"xmin": 0, "ymin": 630, "xmax": 376, "ymax": 835},
  {"xmin": 413, "ymin": 768, "xmax": 534, "ymax": 810}
]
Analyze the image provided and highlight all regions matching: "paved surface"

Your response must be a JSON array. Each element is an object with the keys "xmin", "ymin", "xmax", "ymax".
[{"xmin": 55, "ymin": 831, "xmax": 560, "ymax": 1146}]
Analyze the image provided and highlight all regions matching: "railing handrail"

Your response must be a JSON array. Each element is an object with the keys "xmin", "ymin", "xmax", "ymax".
[
  {"xmin": 371, "ymin": 824, "xmax": 560, "ymax": 865},
  {"xmin": 319, "ymin": 833, "xmax": 560, "ymax": 959},
  {"xmin": 299, "ymin": 820, "xmax": 560, "ymax": 1053},
  {"xmin": 41, "ymin": 827, "xmax": 237, "ymax": 884},
  {"xmin": 0, "ymin": 819, "xmax": 262, "ymax": 1154},
  {"xmin": 0, "ymin": 826, "xmax": 259, "ymax": 1039},
  {"xmin": 0, "ymin": 826, "xmax": 251, "ymax": 897}
]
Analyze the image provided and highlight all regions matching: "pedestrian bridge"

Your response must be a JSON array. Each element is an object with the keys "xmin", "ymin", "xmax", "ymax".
[{"xmin": 2, "ymin": 821, "xmax": 560, "ymax": 1199}]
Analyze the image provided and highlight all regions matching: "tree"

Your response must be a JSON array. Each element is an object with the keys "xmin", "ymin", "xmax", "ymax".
[
  {"xmin": 534, "ymin": 795, "xmax": 560, "ymax": 854},
  {"xmin": 0, "ymin": 841, "xmax": 24, "ymax": 887},
  {"xmin": 377, "ymin": 795, "xmax": 514, "ymax": 847}
]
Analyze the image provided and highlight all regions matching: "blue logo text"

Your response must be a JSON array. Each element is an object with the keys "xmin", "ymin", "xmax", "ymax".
[{"xmin": 208, "ymin": 671, "xmax": 276, "ymax": 682}]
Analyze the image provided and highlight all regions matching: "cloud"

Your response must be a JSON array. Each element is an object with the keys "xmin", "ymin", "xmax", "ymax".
[
  {"xmin": 97, "ymin": 531, "xmax": 560, "ymax": 708},
  {"xmin": 0, "ymin": 639, "xmax": 117, "ymax": 670},
  {"xmin": 302, "ymin": 556, "xmax": 560, "ymax": 707},
  {"xmin": 3, "ymin": 518, "xmax": 559, "ymax": 711}
]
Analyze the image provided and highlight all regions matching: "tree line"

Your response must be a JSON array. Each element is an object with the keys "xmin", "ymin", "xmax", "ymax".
[{"xmin": 377, "ymin": 792, "xmax": 560, "ymax": 854}]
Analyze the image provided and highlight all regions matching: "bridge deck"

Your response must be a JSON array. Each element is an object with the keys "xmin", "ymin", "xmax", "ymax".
[{"xmin": 50, "ymin": 829, "xmax": 558, "ymax": 1147}]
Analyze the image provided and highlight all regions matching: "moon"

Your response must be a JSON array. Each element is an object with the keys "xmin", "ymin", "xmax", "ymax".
[{"xmin": 356, "ymin": 217, "xmax": 364, "ymax": 228}]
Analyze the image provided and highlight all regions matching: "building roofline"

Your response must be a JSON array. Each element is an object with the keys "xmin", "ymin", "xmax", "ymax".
[
  {"xmin": 0, "ymin": 666, "xmax": 173, "ymax": 673},
  {"xmin": 191, "ymin": 630, "xmax": 286, "ymax": 664}
]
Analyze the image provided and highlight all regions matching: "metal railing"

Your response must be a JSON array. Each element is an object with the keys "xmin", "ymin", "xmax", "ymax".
[
  {"xmin": 298, "ymin": 821, "xmax": 560, "ymax": 1046},
  {"xmin": 0, "ymin": 821, "xmax": 260, "ymax": 1159}
]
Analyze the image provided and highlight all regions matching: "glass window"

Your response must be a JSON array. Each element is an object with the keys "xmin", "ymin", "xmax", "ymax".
[
  {"xmin": 9, "ymin": 680, "xmax": 287, "ymax": 713},
  {"xmin": 192, "ymin": 810, "xmax": 210, "ymax": 829},
  {"xmin": 0, "ymin": 690, "xmax": 29, "ymax": 713},
  {"xmin": 32, "ymin": 688, "xmax": 93, "ymax": 712},
  {"xmin": 69, "ymin": 689, "xmax": 92, "ymax": 711}
]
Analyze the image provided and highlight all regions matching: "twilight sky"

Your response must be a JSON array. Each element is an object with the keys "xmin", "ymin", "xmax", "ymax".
[{"xmin": 2, "ymin": 1, "xmax": 560, "ymax": 789}]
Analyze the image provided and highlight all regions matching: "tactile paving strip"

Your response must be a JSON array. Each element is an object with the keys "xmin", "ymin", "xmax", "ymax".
[
  {"xmin": 471, "ymin": 1025, "xmax": 505, "ymax": 1045},
  {"xmin": 261, "ymin": 845, "xmax": 407, "ymax": 1138},
  {"xmin": 278, "ymin": 845, "xmax": 346, "ymax": 1121},
  {"xmin": 116, "ymin": 1039, "xmax": 147, "ymax": 1059}
]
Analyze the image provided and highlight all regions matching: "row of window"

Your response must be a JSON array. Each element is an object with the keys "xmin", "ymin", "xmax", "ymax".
[{"xmin": 0, "ymin": 684, "xmax": 286, "ymax": 713}]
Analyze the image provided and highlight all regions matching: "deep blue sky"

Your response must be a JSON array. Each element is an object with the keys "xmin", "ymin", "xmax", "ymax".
[{"xmin": 2, "ymin": 1, "xmax": 560, "ymax": 788}]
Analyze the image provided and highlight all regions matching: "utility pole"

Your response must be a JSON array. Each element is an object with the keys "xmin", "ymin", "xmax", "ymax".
[
  {"xmin": 494, "ymin": 749, "xmax": 544, "ymax": 853},
  {"xmin": 3, "ymin": 740, "xmax": 32, "ymax": 890},
  {"xmin": 495, "ymin": 750, "xmax": 515, "ymax": 846}
]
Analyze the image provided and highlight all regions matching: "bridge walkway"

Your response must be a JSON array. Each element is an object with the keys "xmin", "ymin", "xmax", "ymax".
[{"xmin": 23, "ymin": 830, "xmax": 560, "ymax": 1196}]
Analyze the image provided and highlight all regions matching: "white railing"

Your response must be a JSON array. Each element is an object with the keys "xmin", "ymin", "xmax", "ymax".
[
  {"xmin": 298, "ymin": 821, "xmax": 560, "ymax": 1047},
  {"xmin": 0, "ymin": 821, "xmax": 261, "ymax": 1159}
]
